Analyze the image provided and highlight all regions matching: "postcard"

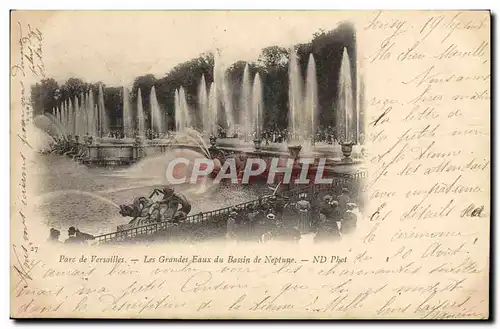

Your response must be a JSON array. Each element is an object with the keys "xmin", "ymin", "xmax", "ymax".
[{"xmin": 10, "ymin": 10, "xmax": 490, "ymax": 319}]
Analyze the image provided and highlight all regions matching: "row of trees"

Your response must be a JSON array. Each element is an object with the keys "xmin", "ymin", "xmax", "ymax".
[{"xmin": 31, "ymin": 23, "xmax": 363, "ymax": 132}]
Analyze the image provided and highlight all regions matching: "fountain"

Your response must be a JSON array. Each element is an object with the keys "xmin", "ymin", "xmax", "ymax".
[
  {"xmin": 39, "ymin": 37, "xmax": 364, "ymax": 170},
  {"xmin": 79, "ymin": 92, "xmax": 85, "ymax": 139},
  {"xmin": 88, "ymin": 90, "xmax": 95, "ymax": 137},
  {"xmin": 213, "ymin": 52, "xmax": 234, "ymax": 135},
  {"xmin": 174, "ymin": 89, "xmax": 181, "ymax": 132},
  {"xmin": 98, "ymin": 85, "xmax": 108, "ymax": 138},
  {"xmin": 61, "ymin": 101, "xmax": 67, "ymax": 134},
  {"xmin": 123, "ymin": 87, "xmax": 132, "ymax": 138},
  {"xmin": 137, "ymin": 88, "xmax": 145, "ymax": 138},
  {"xmin": 73, "ymin": 96, "xmax": 79, "ymax": 136},
  {"xmin": 288, "ymin": 49, "xmax": 304, "ymax": 143},
  {"xmin": 251, "ymin": 73, "xmax": 263, "ymax": 150},
  {"xmin": 198, "ymin": 74, "xmax": 208, "ymax": 132},
  {"xmin": 287, "ymin": 49, "xmax": 305, "ymax": 157},
  {"xmin": 208, "ymin": 82, "xmax": 217, "ymax": 138},
  {"xmin": 240, "ymin": 64, "xmax": 252, "ymax": 143},
  {"xmin": 221, "ymin": 78, "xmax": 234, "ymax": 134},
  {"xmin": 68, "ymin": 98, "xmax": 74, "ymax": 136},
  {"xmin": 93, "ymin": 104, "xmax": 99, "ymax": 138},
  {"xmin": 175, "ymin": 87, "xmax": 191, "ymax": 133},
  {"xmin": 305, "ymin": 54, "xmax": 318, "ymax": 146},
  {"xmin": 150, "ymin": 86, "xmax": 163, "ymax": 136},
  {"xmin": 179, "ymin": 87, "xmax": 190, "ymax": 129},
  {"xmin": 337, "ymin": 47, "xmax": 354, "ymax": 161}
]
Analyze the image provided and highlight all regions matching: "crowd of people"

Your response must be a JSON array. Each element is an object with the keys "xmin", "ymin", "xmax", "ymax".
[
  {"xmin": 47, "ymin": 226, "xmax": 95, "ymax": 244},
  {"xmin": 225, "ymin": 186, "xmax": 360, "ymax": 243},
  {"xmin": 46, "ymin": 184, "xmax": 360, "ymax": 245},
  {"xmin": 219, "ymin": 125, "xmax": 363, "ymax": 145}
]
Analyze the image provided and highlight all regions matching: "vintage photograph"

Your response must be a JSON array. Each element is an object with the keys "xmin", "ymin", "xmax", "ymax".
[
  {"xmin": 30, "ymin": 18, "xmax": 366, "ymax": 246},
  {"xmin": 11, "ymin": 10, "xmax": 490, "ymax": 320}
]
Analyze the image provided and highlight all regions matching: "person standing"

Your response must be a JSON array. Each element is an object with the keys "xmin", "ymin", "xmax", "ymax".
[
  {"xmin": 338, "ymin": 187, "xmax": 350, "ymax": 214},
  {"xmin": 226, "ymin": 211, "xmax": 238, "ymax": 241},
  {"xmin": 341, "ymin": 203, "xmax": 358, "ymax": 235},
  {"xmin": 296, "ymin": 193, "xmax": 311, "ymax": 233},
  {"xmin": 47, "ymin": 228, "xmax": 61, "ymax": 243}
]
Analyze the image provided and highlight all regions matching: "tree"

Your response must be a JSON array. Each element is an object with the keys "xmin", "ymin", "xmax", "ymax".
[
  {"xmin": 30, "ymin": 25, "xmax": 360, "ymax": 135},
  {"xmin": 31, "ymin": 78, "xmax": 59, "ymax": 116},
  {"xmin": 257, "ymin": 46, "xmax": 289, "ymax": 69},
  {"xmin": 103, "ymin": 87, "xmax": 122, "ymax": 128}
]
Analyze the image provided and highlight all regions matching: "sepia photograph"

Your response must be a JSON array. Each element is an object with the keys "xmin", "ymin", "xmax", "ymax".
[
  {"xmin": 32, "ymin": 19, "xmax": 366, "ymax": 246},
  {"xmin": 10, "ymin": 10, "xmax": 490, "ymax": 319}
]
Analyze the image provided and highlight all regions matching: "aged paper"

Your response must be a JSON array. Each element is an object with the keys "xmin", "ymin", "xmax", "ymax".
[{"xmin": 10, "ymin": 11, "xmax": 490, "ymax": 319}]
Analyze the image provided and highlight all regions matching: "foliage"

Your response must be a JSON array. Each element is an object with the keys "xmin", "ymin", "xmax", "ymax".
[{"xmin": 31, "ymin": 24, "xmax": 358, "ymax": 132}]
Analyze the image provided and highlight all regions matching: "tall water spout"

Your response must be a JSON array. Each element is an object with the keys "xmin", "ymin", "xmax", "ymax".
[
  {"xmin": 208, "ymin": 82, "xmax": 217, "ymax": 136},
  {"xmin": 123, "ymin": 87, "xmax": 132, "ymax": 138},
  {"xmin": 64, "ymin": 101, "xmax": 69, "ymax": 135},
  {"xmin": 88, "ymin": 90, "xmax": 95, "ymax": 136},
  {"xmin": 83, "ymin": 93, "xmax": 88, "ymax": 135},
  {"xmin": 337, "ymin": 48, "xmax": 354, "ymax": 143},
  {"xmin": 221, "ymin": 78, "xmax": 234, "ymax": 132},
  {"xmin": 137, "ymin": 88, "xmax": 145, "ymax": 137},
  {"xmin": 83, "ymin": 94, "xmax": 89, "ymax": 135},
  {"xmin": 305, "ymin": 53, "xmax": 318, "ymax": 143},
  {"xmin": 98, "ymin": 85, "xmax": 108, "ymax": 137},
  {"xmin": 68, "ymin": 98, "xmax": 74, "ymax": 135},
  {"xmin": 251, "ymin": 73, "xmax": 263, "ymax": 140},
  {"xmin": 150, "ymin": 86, "xmax": 163, "ymax": 135},
  {"xmin": 73, "ymin": 96, "xmax": 79, "ymax": 136},
  {"xmin": 212, "ymin": 55, "xmax": 233, "ymax": 133},
  {"xmin": 240, "ymin": 64, "xmax": 252, "ymax": 142},
  {"xmin": 198, "ymin": 75, "xmax": 208, "ymax": 131},
  {"xmin": 91, "ymin": 93, "xmax": 96, "ymax": 136},
  {"xmin": 93, "ymin": 104, "xmax": 98, "ymax": 137},
  {"xmin": 174, "ymin": 89, "xmax": 181, "ymax": 131},
  {"xmin": 61, "ymin": 102, "xmax": 66, "ymax": 133},
  {"xmin": 212, "ymin": 56, "xmax": 220, "ymax": 131},
  {"xmin": 74, "ymin": 93, "xmax": 80, "ymax": 136},
  {"xmin": 179, "ymin": 87, "xmax": 190, "ymax": 129},
  {"xmin": 358, "ymin": 76, "xmax": 365, "ymax": 144},
  {"xmin": 288, "ymin": 49, "xmax": 304, "ymax": 143}
]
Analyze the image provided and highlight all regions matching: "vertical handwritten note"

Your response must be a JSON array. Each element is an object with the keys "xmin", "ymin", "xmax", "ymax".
[
  {"xmin": 10, "ymin": 11, "xmax": 490, "ymax": 320},
  {"xmin": 10, "ymin": 14, "xmax": 47, "ymax": 299},
  {"xmin": 362, "ymin": 10, "xmax": 490, "ymax": 318}
]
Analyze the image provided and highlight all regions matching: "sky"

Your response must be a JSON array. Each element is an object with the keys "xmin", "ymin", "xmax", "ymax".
[{"xmin": 21, "ymin": 11, "xmax": 363, "ymax": 87}]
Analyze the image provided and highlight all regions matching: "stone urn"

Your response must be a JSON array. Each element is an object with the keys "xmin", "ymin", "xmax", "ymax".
[
  {"xmin": 287, "ymin": 145, "xmax": 302, "ymax": 159},
  {"xmin": 209, "ymin": 135, "xmax": 218, "ymax": 148},
  {"xmin": 253, "ymin": 138, "xmax": 262, "ymax": 150},
  {"xmin": 134, "ymin": 135, "xmax": 144, "ymax": 147},
  {"xmin": 341, "ymin": 141, "xmax": 354, "ymax": 160}
]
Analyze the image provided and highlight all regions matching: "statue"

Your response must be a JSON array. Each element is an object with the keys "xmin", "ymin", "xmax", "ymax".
[
  {"xmin": 118, "ymin": 187, "xmax": 192, "ymax": 228},
  {"xmin": 152, "ymin": 186, "xmax": 192, "ymax": 220}
]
